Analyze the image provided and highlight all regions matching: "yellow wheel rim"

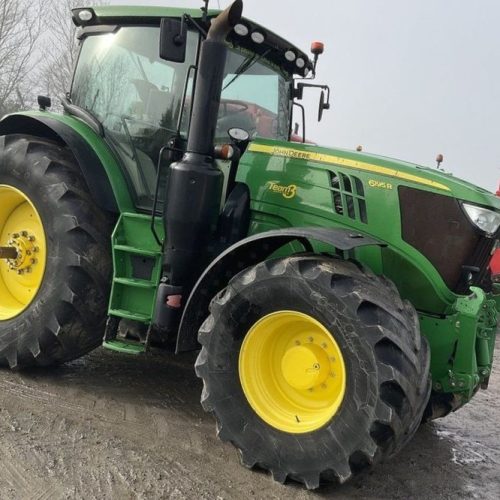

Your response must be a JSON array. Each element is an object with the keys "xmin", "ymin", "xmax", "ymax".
[
  {"xmin": 0, "ymin": 185, "xmax": 47, "ymax": 320},
  {"xmin": 239, "ymin": 311, "xmax": 346, "ymax": 434}
]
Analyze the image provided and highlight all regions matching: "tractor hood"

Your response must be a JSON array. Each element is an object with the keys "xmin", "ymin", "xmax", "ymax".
[{"xmin": 247, "ymin": 139, "xmax": 500, "ymax": 212}]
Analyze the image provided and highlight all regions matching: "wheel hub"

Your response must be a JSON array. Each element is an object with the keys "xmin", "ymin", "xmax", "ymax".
[
  {"xmin": 0, "ymin": 185, "xmax": 46, "ymax": 321},
  {"xmin": 281, "ymin": 344, "xmax": 330, "ymax": 391},
  {"xmin": 239, "ymin": 310, "xmax": 346, "ymax": 434},
  {"xmin": 3, "ymin": 231, "xmax": 39, "ymax": 275}
]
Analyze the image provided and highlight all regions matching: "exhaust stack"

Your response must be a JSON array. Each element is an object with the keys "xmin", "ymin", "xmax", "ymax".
[
  {"xmin": 187, "ymin": 0, "xmax": 243, "ymax": 156},
  {"xmin": 154, "ymin": 1, "xmax": 244, "ymax": 332}
]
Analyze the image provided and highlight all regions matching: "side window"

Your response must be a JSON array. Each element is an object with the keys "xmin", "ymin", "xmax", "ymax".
[{"xmin": 72, "ymin": 27, "xmax": 198, "ymax": 209}]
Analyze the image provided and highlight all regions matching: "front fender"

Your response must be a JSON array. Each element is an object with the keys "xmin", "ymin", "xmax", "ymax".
[
  {"xmin": 176, "ymin": 227, "xmax": 385, "ymax": 352},
  {"xmin": 0, "ymin": 111, "xmax": 134, "ymax": 213}
]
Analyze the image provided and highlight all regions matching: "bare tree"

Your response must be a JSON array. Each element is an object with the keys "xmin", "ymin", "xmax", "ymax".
[
  {"xmin": 0, "ymin": 0, "xmax": 45, "ymax": 116},
  {"xmin": 42, "ymin": 0, "xmax": 108, "ymax": 101}
]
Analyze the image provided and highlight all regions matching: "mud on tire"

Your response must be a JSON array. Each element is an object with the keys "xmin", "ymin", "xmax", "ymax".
[
  {"xmin": 196, "ymin": 255, "xmax": 431, "ymax": 489},
  {"xmin": 0, "ymin": 135, "xmax": 113, "ymax": 368}
]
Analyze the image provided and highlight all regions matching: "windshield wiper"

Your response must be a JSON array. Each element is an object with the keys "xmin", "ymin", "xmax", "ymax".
[{"xmin": 222, "ymin": 49, "xmax": 271, "ymax": 91}]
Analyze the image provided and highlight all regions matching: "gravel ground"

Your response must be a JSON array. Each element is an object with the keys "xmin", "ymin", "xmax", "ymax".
[{"xmin": 0, "ymin": 337, "xmax": 499, "ymax": 499}]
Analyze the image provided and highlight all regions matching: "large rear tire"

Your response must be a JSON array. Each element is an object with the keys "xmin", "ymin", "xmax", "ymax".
[
  {"xmin": 0, "ymin": 135, "xmax": 113, "ymax": 368},
  {"xmin": 196, "ymin": 256, "xmax": 431, "ymax": 489}
]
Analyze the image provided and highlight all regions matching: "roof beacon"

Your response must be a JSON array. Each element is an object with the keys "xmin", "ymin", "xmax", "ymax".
[{"xmin": 311, "ymin": 41, "xmax": 324, "ymax": 75}]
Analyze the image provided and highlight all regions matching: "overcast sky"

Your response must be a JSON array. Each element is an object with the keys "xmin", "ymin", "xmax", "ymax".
[{"xmin": 108, "ymin": 0, "xmax": 499, "ymax": 192}]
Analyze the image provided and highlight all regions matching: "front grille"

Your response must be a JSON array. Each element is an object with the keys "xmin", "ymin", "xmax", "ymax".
[
  {"xmin": 399, "ymin": 186, "xmax": 496, "ymax": 294},
  {"xmin": 456, "ymin": 236, "xmax": 496, "ymax": 294}
]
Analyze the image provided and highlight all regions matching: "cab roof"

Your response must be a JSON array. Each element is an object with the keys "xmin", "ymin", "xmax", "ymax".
[{"xmin": 73, "ymin": 5, "xmax": 314, "ymax": 77}]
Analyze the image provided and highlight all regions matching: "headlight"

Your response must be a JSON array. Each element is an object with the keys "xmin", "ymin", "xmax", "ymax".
[{"xmin": 462, "ymin": 203, "xmax": 500, "ymax": 235}]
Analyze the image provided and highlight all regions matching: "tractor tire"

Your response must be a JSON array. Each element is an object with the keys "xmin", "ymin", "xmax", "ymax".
[
  {"xmin": 0, "ymin": 135, "xmax": 113, "ymax": 368},
  {"xmin": 196, "ymin": 255, "xmax": 431, "ymax": 489}
]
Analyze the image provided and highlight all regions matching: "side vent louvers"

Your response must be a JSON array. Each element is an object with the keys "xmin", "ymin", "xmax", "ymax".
[{"xmin": 329, "ymin": 171, "xmax": 368, "ymax": 224}]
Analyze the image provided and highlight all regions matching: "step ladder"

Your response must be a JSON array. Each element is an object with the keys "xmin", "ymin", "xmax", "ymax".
[{"xmin": 103, "ymin": 213, "xmax": 164, "ymax": 354}]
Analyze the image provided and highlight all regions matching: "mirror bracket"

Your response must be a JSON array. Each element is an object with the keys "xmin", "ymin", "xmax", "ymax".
[{"xmin": 293, "ymin": 82, "xmax": 331, "ymax": 122}]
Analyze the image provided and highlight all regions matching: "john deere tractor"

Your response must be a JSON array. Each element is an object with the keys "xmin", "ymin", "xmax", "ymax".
[{"xmin": 0, "ymin": 1, "xmax": 498, "ymax": 489}]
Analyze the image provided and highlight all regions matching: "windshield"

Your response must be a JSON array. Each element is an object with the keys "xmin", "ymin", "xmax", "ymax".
[{"xmin": 71, "ymin": 26, "xmax": 292, "ymax": 210}]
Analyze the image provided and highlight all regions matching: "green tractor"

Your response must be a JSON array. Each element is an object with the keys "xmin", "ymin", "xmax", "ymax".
[{"xmin": 0, "ymin": 0, "xmax": 498, "ymax": 489}]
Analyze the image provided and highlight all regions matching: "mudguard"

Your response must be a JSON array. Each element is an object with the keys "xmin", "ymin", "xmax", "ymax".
[
  {"xmin": 0, "ymin": 113, "xmax": 119, "ymax": 212},
  {"xmin": 176, "ymin": 227, "xmax": 385, "ymax": 352}
]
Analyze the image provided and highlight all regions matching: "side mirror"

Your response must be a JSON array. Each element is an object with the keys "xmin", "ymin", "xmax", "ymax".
[
  {"xmin": 159, "ymin": 18, "xmax": 187, "ymax": 63},
  {"xmin": 318, "ymin": 90, "xmax": 330, "ymax": 122}
]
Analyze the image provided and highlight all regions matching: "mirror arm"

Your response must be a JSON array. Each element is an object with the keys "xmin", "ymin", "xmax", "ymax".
[
  {"xmin": 294, "ymin": 82, "xmax": 330, "ymax": 100},
  {"xmin": 325, "ymin": 85, "xmax": 331, "ymax": 107},
  {"xmin": 291, "ymin": 101, "xmax": 306, "ymax": 143},
  {"xmin": 184, "ymin": 14, "xmax": 208, "ymax": 38}
]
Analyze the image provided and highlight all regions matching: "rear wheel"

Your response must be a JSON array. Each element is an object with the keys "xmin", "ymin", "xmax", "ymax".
[
  {"xmin": 0, "ymin": 135, "xmax": 113, "ymax": 368},
  {"xmin": 196, "ymin": 256, "xmax": 431, "ymax": 489}
]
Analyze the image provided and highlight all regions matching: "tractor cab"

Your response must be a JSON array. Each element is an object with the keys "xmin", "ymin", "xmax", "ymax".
[{"xmin": 70, "ymin": 6, "xmax": 313, "ymax": 209}]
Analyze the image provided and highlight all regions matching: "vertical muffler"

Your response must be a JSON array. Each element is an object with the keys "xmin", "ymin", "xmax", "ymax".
[{"xmin": 154, "ymin": 0, "xmax": 244, "ymax": 333}]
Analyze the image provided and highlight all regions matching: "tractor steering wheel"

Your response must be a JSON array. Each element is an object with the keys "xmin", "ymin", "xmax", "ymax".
[
  {"xmin": 218, "ymin": 99, "xmax": 249, "ymax": 119},
  {"xmin": 217, "ymin": 99, "xmax": 255, "ymax": 137}
]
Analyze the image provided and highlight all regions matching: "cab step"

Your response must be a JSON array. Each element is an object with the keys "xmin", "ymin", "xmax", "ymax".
[{"xmin": 102, "ymin": 339, "xmax": 146, "ymax": 355}]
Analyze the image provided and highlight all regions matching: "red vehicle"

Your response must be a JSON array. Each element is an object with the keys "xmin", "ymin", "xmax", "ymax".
[{"xmin": 490, "ymin": 184, "xmax": 500, "ymax": 280}]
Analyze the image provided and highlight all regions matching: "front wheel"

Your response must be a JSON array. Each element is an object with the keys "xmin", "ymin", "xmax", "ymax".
[{"xmin": 196, "ymin": 256, "xmax": 431, "ymax": 489}]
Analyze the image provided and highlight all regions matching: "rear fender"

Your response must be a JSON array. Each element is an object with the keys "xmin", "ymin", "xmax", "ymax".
[
  {"xmin": 0, "ymin": 112, "xmax": 134, "ymax": 213},
  {"xmin": 176, "ymin": 227, "xmax": 385, "ymax": 352}
]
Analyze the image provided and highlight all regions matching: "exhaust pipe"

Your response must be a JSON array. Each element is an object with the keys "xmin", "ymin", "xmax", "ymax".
[
  {"xmin": 155, "ymin": 1, "xmax": 244, "ymax": 333},
  {"xmin": 207, "ymin": 0, "xmax": 243, "ymax": 42},
  {"xmin": 187, "ymin": 0, "xmax": 243, "ymax": 156}
]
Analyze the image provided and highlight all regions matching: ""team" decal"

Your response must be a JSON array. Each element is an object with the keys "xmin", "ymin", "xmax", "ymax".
[{"xmin": 267, "ymin": 182, "xmax": 298, "ymax": 199}]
